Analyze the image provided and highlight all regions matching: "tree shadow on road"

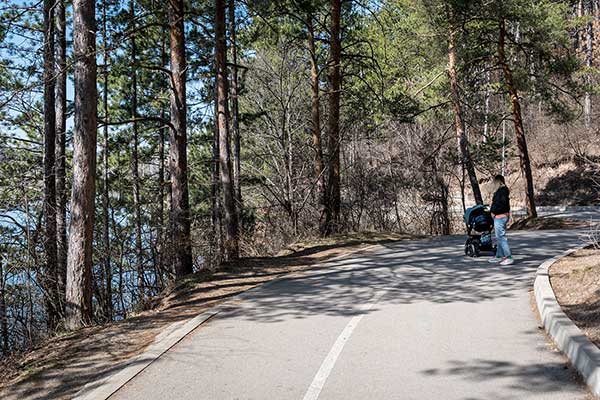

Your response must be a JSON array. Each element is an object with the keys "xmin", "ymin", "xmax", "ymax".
[
  {"xmin": 421, "ymin": 358, "xmax": 585, "ymax": 400},
  {"xmin": 217, "ymin": 231, "xmax": 584, "ymax": 324}
]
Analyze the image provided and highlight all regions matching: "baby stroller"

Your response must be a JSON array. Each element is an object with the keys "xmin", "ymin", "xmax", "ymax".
[{"xmin": 463, "ymin": 205, "xmax": 496, "ymax": 257}]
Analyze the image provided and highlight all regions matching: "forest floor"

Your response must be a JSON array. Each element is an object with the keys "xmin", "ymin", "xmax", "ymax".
[
  {"xmin": 0, "ymin": 231, "xmax": 419, "ymax": 400},
  {"xmin": 509, "ymin": 216, "xmax": 590, "ymax": 231},
  {"xmin": 550, "ymin": 247, "xmax": 600, "ymax": 350}
]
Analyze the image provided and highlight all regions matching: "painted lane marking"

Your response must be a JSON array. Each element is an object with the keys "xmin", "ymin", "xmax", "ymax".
[{"xmin": 302, "ymin": 290, "xmax": 387, "ymax": 400}]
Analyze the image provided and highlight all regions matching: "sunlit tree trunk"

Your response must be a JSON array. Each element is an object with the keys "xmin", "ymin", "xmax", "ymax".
[
  {"xmin": 308, "ymin": 15, "xmax": 326, "ymax": 235},
  {"xmin": 130, "ymin": 0, "xmax": 144, "ymax": 299},
  {"xmin": 101, "ymin": 0, "xmax": 112, "ymax": 321},
  {"xmin": 43, "ymin": 0, "xmax": 59, "ymax": 330},
  {"xmin": 447, "ymin": 8, "xmax": 483, "ymax": 206},
  {"xmin": 156, "ymin": 27, "xmax": 168, "ymax": 287},
  {"xmin": 0, "ymin": 259, "xmax": 8, "ymax": 354},
  {"xmin": 216, "ymin": 0, "xmax": 240, "ymax": 260},
  {"xmin": 585, "ymin": 0, "xmax": 594, "ymax": 126},
  {"xmin": 498, "ymin": 18, "xmax": 537, "ymax": 218},
  {"xmin": 323, "ymin": 0, "xmax": 342, "ymax": 235},
  {"xmin": 168, "ymin": 0, "xmax": 194, "ymax": 277},
  {"xmin": 65, "ymin": 0, "xmax": 97, "ymax": 330},
  {"xmin": 229, "ymin": 0, "xmax": 242, "ymax": 213},
  {"xmin": 55, "ymin": 0, "xmax": 67, "ymax": 316},
  {"xmin": 211, "ymin": 78, "xmax": 222, "ymax": 264}
]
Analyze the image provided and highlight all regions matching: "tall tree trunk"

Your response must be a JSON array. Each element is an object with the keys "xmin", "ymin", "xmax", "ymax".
[
  {"xmin": 585, "ymin": 0, "xmax": 594, "ymax": 126},
  {"xmin": 168, "ymin": 0, "xmax": 193, "ymax": 277},
  {"xmin": 101, "ymin": 0, "xmax": 112, "ymax": 321},
  {"xmin": 573, "ymin": 0, "xmax": 583, "ymax": 50},
  {"xmin": 447, "ymin": 11, "xmax": 483, "ymax": 206},
  {"xmin": 211, "ymin": 77, "xmax": 222, "ymax": 264},
  {"xmin": 156, "ymin": 26, "xmax": 168, "ymax": 285},
  {"xmin": 157, "ymin": 111, "xmax": 166, "ymax": 285},
  {"xmin": 216, "ymin": 0, "xmax": 239, "ymax": 260},
  {"xmin": 130, "ymin": 0, "xmax": 144, "ymax": 299},
  {"xmin": 55, "ymin": 0, "xmax": 67, "ymax": 316},
  {"xmin": 323, "ymin": 0, "xmax": 342, "ymax": 236},
  {"xmin": 0, "ymin": 259, "xmax": 8, "ymax": 355},
  {"xmin": 228, "ymin": 0, "xmax": 242, "ymax": 213},
  {"xmin": 308, "ymin": 15, "xmax": 326, "ymax": 234},
  {"xmin": 65, "ymin": 0, "xmax": 97, "ymax": 330},
  {"xmin": 483, "ymin": 68, "xmax": 491, "ymax": 143},
  {"xmin": 43, "ymin": 0, "xmax": 59, "ymax": 330},
  {"xmin": 498, "ymin": 18, "xmax": 537, "ymax": 218}
]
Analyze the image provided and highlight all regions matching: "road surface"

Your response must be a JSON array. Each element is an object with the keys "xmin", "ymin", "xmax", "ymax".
[{"xmin": 112, "ymin": 230, "xmax": 591, "ymax": 400}]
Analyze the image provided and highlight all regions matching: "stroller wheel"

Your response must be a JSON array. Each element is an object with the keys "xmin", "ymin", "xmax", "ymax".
[{"xmin": 465, "ymin": 242, "xmax": 475, "ymax": 257}]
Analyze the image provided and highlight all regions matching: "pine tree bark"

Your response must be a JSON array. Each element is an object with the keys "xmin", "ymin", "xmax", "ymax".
[
  {"xmin": 130, "ymin": 0, "xmax": 144, "ymax": 299},
  {"xmin": 216, "ymin": 0, "xmax": 239, "ymax": 260},
  {"xmin": 55, "ymin": 0, "xmax": 67, "ymax": 316},
  {"xmin": 585, "ymin": 0, "xmax": 594, "ymax": 126},
  {"xmin": 308, "ymin": 15, "xmax": 326, "ymax": 235},
  {"xmin": 156, "ymin": 27, "xmax": 168, "ymax": 284},
  {"xmin": 0, "ymin": 259, "xmax": 8, "ymax": 355},
  {"xmin": 65, "ymin": 0, "xmax": 97, "ymax": 330},
  {"xmin": 43, "ymin": 0, "xmax": 59, "ymax": 330},
  {"xmin": 101, "ymin": 0, "xmax": 112, "ymax": 321},
  {"xmin": 323, "ymin": 0, "xmax": 342, "ymax": 236},
  {"xmin": 211, "ymin": 78, "xmax": 222, "ymax": 263},
  {"xmin": 228, "ymin": 0, "xmax": 242, "ymax": 212},
  {"xmin": 168, "ymin": 0, "xmax": 194, "ymax": 277},
  {"xmin": 447, "ymin": 11, "xmax": 483, "ymax": 206},
  {"xmin": 101, "ymin": 0, "xmax": 112, "ymax": 320},
  {"xmin": 498, "ymin": 18, "xmax": 537, "ymax": 218}
]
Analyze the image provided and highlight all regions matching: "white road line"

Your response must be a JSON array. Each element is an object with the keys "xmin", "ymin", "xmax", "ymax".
[{"xmin": 302, "ymin": 290, "xmax": 387, "ymax": 400}]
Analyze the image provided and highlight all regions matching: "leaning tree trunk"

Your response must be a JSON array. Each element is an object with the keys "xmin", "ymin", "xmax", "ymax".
[
  {"xmin": 216, "ymin": 0, "xmax": 239, "ymax": 260},
  {"xmin": 498, "ymin": 18, "xmax": 537, "ymax": 218},
  {"xmin": 65, "ymin": 0, "xmax": 97, "ymax": 330},
  {"xmin": 447, "ymin": 12, "xmax": 483, "ymax": 206},
  {"xmin": 323, "ymin": 0, "xmax": 342, "ymax": 236},
  {"xmin": 55, "ymin": 0, "xmax": 67, "ymax": 316},
  {"xmin": 228, "ymin": 0, "xmax": 242, "ymax": 212},
  {"xmin": 308, "ymin": 15, "xmax": 326, "ymax": 234},
  {"xmin": 168, "ymin": 0, "xmax": 193, "ymax": 277},
  {"xmin": 43, "ymin": 0, "xmax": 59, "ymax": 330}
]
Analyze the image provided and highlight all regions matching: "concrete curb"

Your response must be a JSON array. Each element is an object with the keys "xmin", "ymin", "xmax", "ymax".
[
  {"xmin": 534, "ymin": 243, "xmax": 600, "ymax": 397},
  {"xmin": 74, "ymin": 242, "xmax": 382, "ymax": 400}
]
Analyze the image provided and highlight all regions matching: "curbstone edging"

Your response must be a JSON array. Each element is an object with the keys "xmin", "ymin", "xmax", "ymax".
[
  {"xmin": 73, "ymin": 242, "xmax": 382, "ymax": 400},
  {"xmin": 534, "ymin": 243, "xmax": 600, "ymax": 397}
]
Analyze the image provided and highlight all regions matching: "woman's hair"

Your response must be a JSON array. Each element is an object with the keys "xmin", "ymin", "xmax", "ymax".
[{"xmin": 493, "ymin": 174, "xmax": 505, "ymax": 190}]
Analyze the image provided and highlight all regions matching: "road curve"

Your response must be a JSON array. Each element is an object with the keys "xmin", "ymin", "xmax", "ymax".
[{"xmin": 111, "ymin": 230, "xmax": 590, "ymax": 400}]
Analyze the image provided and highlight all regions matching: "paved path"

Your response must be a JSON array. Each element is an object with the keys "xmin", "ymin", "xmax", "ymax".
[{"xmin": 112, "ymin": 230, "xmax": 590, "ymax": 400}]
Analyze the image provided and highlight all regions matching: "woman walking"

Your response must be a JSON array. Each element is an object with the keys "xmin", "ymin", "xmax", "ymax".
[{"xmin": 489, "ymin": 175, "xmax": 514, "ymax": 265}]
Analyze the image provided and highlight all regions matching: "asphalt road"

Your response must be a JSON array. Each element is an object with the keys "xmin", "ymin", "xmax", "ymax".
[{"xmin": 111, "ymin": 230, "xmax": 591, "ymax": 400}]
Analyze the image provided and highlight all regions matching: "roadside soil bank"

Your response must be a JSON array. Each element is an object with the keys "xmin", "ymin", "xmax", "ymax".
[{"xmin": 550, "ymin": 247, "xmax": 600, "ymax": 350}]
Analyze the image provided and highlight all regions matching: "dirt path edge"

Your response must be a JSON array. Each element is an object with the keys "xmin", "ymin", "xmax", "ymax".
[{"xmin": 534, "ymin": 243, "xmax": 600, "ymax": 398}]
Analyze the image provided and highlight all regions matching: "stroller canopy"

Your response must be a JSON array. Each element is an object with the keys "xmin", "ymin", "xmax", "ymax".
[{"xmin": 464, "ymin": 205, "xmax": 488, "ymax": 225}]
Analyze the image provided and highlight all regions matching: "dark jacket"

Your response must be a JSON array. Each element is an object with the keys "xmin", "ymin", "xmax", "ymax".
[{"xmin": 491, "ymin": 186, "xmax": 510, "ymax": 215}]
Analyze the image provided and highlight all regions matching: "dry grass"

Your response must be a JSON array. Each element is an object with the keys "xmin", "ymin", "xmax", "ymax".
[
  {"xmin": 0, "ymin": 232, "xmax": 416, "ymax": 400},
  {"xmin": 550, "ymin": 248, "xmax": 600, "ymax": 350},
  {"xmin": 509, "ymin": 217, "xmax": 590, "ymax": 231}
]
